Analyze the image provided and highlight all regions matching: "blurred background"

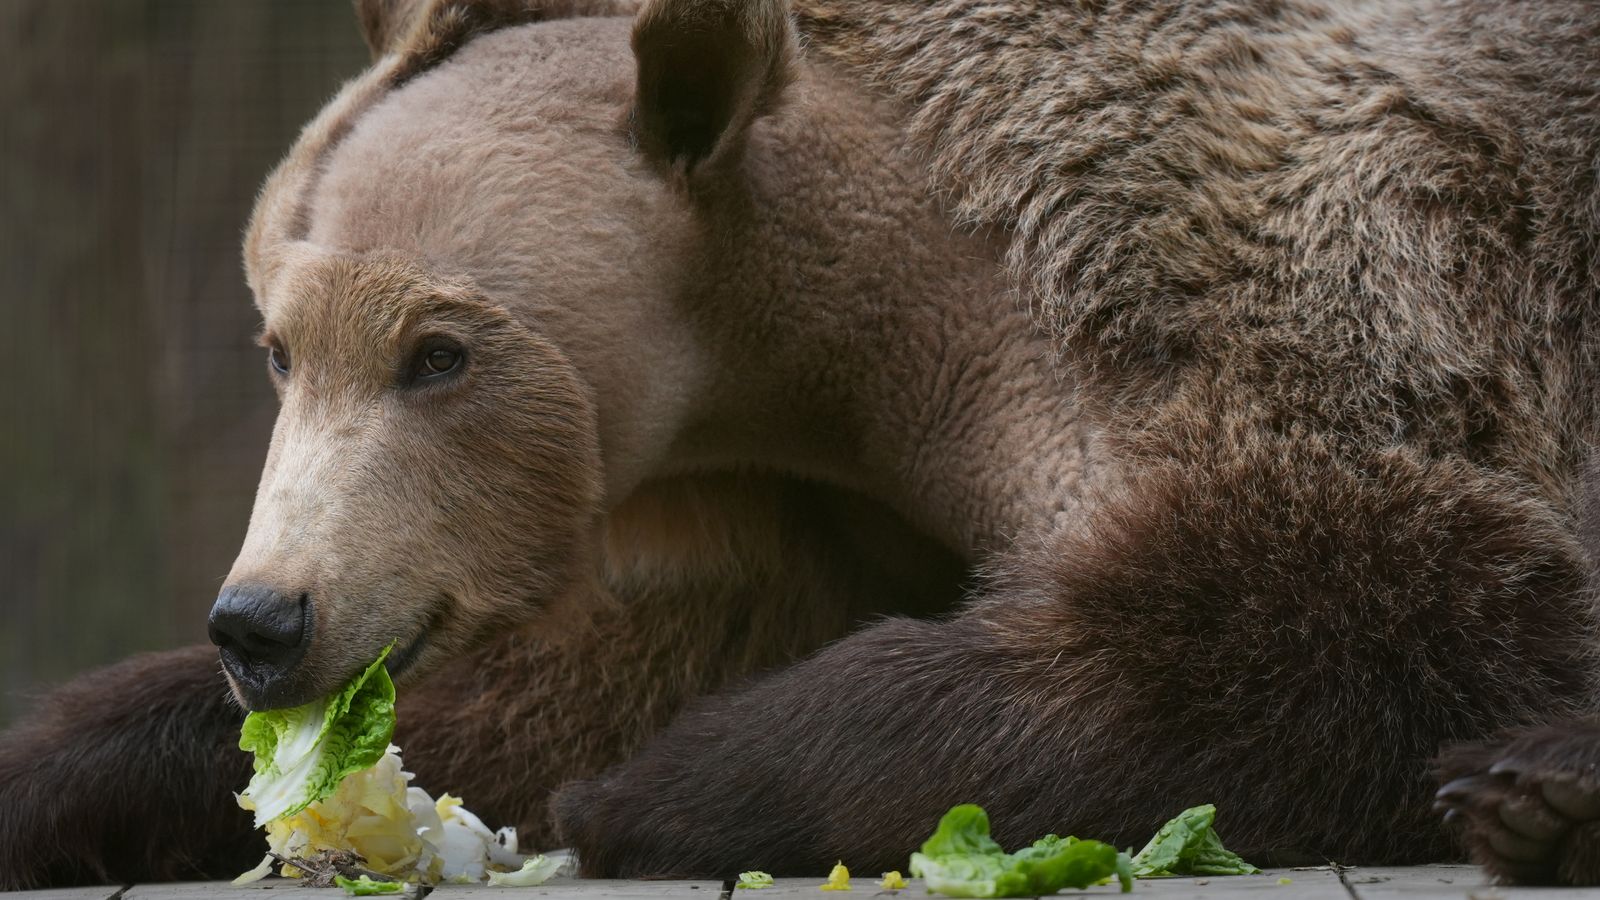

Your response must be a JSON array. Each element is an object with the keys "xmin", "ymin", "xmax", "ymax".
[{"xmin": 0, "ymin": 1, "xmax": 369, "ymax": 726}]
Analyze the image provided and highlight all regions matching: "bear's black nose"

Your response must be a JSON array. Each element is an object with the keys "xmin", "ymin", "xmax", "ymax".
[{"xmin": 209, "ymin": 584, "xmax": 311, "ymax": 705}]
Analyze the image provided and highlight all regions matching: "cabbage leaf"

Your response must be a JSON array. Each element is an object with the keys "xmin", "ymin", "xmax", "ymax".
[
  {"xmin": 1129, "ymin": 805, "xmax": 1259, "ymax": 877},
  {"xmin": 908, "ymin": 805, "xmax": 1132, "ymax": 898},
  {"xmin": 486, "ymin": 854, "xmax": 562, "ymax": 887},
  {"xmin": 238, "ymin": 647, "xmax": 397, "ymax": 826}
]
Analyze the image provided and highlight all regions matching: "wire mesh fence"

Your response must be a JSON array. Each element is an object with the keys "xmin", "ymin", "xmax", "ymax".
[{"xmin": 0, "ymin": 0, "xmax": 369, "ymax": 725}]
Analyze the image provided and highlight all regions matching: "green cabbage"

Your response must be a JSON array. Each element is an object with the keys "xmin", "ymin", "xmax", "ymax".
[
  {"xmin": 1129, "ymin": 805, "xmax": 1259, "ymax": 877},
  {"xmin": 909, "ymin": 805, "xmax": 1132, "ymax": 897},
  {"xmin": 237, "ymin": 647, "xmax": 397, "ymax": 826}
]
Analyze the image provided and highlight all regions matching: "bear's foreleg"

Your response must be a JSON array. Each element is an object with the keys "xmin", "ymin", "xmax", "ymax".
[
  {"xmin": 0, "ymin": 645, "xmax": 258, "ymax": 890},
  {"xmin": 554, "ymin": 446, "xmax": 1596, "ymax": 879}
]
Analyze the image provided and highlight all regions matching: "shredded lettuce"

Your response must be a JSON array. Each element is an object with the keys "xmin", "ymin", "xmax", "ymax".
[
  {"xmin": 238, "ymin": 648, "xmax": 397, "ymax": 826},
  {"xmin": 908, "ymin": 805, "xmax": 1132, "ymax": 898},
  {"xmin": 1129, "ymin": 805, "xmax": 1259, "ymax": 877},
  {"xmin": 737, "ymin": 871, "xmax": 775, "ymax": 889}
]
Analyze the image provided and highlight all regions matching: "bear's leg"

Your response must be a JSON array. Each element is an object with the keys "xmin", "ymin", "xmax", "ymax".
[
  {"xmin": 0, "ymin": 645, "xmax": 259, "ymax": 890},
  {"xmin": 555, "ymin": 448, "xmax": 1595, "ymax": 879},
  {"xmin": 1437, "ymin": 721, "xmax": 1600, "ymax": 885}
]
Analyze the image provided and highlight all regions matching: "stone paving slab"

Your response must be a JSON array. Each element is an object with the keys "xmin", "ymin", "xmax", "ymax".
[
  {"xmin": 1, "ymin": 889, "xmax": 124, "ymax": 900},
  {"xmin": 99, "ymin": 874, "xmax": 1328, "ymax": 899},
  {"xmin": 12, "ymin": 866, "xmax": 1597, "ymax": 900},
  {"xmin": 1339, "ymin": 865, "xmax": 1549, "ymax": 899}
]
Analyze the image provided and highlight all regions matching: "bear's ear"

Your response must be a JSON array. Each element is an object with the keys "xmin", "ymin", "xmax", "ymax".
[
  {"xmin": 354, "ymin": 0, "xmax": 431, "ymax": 58},
  {"xmin": 630, "ymin": 0, "xmax": 796, "ymax": 178}
]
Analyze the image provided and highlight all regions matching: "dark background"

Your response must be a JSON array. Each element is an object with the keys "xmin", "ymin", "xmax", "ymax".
[{"xmin": 0, "ymin": 1, "xmax": 370, "ymax": 726}]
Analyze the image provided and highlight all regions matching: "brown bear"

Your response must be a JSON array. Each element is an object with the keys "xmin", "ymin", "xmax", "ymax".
[{"xmin": 3, "ymin": 0, "xmax": 1599, "ymax": 889}]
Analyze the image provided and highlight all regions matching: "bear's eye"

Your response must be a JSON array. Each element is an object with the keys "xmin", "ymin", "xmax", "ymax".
[
  {"xmin": 419, "ymin": 346, "xmax": 462, "ymax": 377},
  {"xmin": 268, "ymin": 345, "xmax": 290, "ymax": 376}
]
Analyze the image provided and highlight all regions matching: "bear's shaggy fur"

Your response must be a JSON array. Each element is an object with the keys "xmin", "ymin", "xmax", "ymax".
[{"xmin": 3, "ymin": 0, "xmax": 1600, "ymax": 889}]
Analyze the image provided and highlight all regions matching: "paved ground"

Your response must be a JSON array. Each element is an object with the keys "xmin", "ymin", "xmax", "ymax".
[{"xmin": 8, "ymin": 866, "xmax": 1591, "ymax": 900}]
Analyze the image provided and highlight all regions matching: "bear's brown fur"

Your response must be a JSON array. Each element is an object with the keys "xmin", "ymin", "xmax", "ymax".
[{"xmin": 4, "ymin": 0, "xmax": 1600, "ymax": 889}]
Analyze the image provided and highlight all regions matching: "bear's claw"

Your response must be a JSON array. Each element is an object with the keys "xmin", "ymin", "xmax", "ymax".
[{"xmin": 1438, "ymin": 720, "xmax": 1600, "ymax": 885}]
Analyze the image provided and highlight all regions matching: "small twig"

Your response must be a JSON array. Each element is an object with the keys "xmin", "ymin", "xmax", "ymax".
[{"xmin": 268, "ymin": 850, "xmax": 395, "ymax": 888}]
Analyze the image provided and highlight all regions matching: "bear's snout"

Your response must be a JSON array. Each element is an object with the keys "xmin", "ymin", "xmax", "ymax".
[{"xmin": 208, "ymin": 584, "xmax": 312, "ymax": 708}]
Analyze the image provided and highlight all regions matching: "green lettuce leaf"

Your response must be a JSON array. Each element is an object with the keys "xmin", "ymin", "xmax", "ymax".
[
  {"xmin": 736, "ymin": 871, "xmax": 775, "ymax": 889},
  {"xmin": 238, "ymin": 647, "xmax": 397, "ymax": 826},
  {"xmin": 921, "ymin": 805, "xmax": 1006, "ymax": 858},
  {"xmin": 908, "ymin": 804, "xmax": 1131, "ymax": 898},
  {"xmin": 1130, "ymin": 805, "xmax": 1259, "ymax": 876},
  {"xmin": 335, "ymin": 874, "xmax": 404, "ymax": 895}
]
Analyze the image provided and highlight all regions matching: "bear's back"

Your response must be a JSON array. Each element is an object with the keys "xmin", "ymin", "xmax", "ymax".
[{"xmin": 794, "ymin": 0, "xmax": 1600, "ymax": 496}]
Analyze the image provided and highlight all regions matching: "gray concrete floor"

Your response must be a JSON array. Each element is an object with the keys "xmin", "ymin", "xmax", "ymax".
[{"xmin": 8, "ymin": 866, "xmax": 1591, "ymax": 900}]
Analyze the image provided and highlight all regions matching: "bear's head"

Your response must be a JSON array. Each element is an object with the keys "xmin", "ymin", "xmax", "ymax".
[{"xmin": 210, "ymin": 0, "xmax": 801, "ymax": 709}]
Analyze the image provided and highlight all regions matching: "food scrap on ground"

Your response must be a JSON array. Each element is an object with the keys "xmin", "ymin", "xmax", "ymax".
[
  {"xmin": 908, "ymin": 805, "xmax": 1132, "ymax": 898},
  {"xmin": 487, "ymin": 855, "xmax": 563, "ymax": 887},
  {"xmin": 1129, "ymin": 805, "xmax": 1260, "ymax": 877},
  {"xmin": 879, "ymin": 870, "xmax": 910, "ymax": 890},
  {"xmin": 820, "ymin": 861, "xmax": 852, "ymax": 890},
  {"xmin": 335, "ymin": 874, "xmax": 405, "ymax": 895},
  {"xmin": 738, "ymin": 871, "xmax": 776, "ymax": 889},
  {"xmin": 232, "ymin": 853, "xmax": 275, "ymax": 885}
]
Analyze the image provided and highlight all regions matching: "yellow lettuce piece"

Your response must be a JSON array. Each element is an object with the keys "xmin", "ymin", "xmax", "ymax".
[
  {"xmin": 232, "ymin": 853, "xmax": 275, "ymax": 886},
  {"xmin": 820, "ymin": 862, "xmax": 851, "ymax": 891},
  {"xmin": 244, "ymin": 744, "xmax": 522, "ymax": 884},
  {"xmin": 261, "ymin": 747, "xmax": 429, "ymax": 878}
]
